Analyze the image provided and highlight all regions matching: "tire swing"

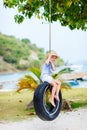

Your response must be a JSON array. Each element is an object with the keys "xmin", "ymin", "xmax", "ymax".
[
  {"xmin": 34, "ymin": 82, "xmax": 62, "ymax": 121},
  {"xmin": 33, "ymin": 0, "xmax": 62, "ymax": 121}
]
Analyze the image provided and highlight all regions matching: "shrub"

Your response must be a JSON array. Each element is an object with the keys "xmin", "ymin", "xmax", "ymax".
[
  {"xmin": 16, "ymin": 64, "xmax": 29, "ymax": 70},
  {"xmin": 29, "ymin": 60, "xmax": 40, "ymax": 68},
  {"xmin": 3, "ymin": 54, "xmax": 18, "ymax": 64}
]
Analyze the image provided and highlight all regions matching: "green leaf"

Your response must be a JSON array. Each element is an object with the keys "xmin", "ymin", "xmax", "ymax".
[{"xmin": 14, "ymin": 14, "xmax": 24, "ymax": 24}]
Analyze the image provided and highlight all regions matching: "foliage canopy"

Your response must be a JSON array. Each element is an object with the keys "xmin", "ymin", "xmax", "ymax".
[{"xmin": 4, "ymin": 0, "xmax": 87, "ymax": 30}]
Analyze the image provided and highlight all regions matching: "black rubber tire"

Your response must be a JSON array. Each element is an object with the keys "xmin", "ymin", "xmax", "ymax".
[{"xmin": 33, "ymin": 81, "xmax": 62, "ymax": 121}]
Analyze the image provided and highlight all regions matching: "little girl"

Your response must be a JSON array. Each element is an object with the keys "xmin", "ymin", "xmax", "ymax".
[{"xmin": 40, "ymin": 51, "xmax": 61, "ymax": 107}]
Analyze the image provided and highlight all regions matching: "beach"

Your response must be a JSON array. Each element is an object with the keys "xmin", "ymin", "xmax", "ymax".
[{"xmin": 0, "ymin": 107, "xmax": 87, "ymax": 130}]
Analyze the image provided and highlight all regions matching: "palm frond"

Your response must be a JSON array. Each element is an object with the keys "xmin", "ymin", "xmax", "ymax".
[
  {"xmin": 17, "ymin": 75, "xmax": 39, "ymax": 92},
  {"xmin": 58, "ymin": 67, "xmax": 73, "ymax": 75},
  {"xmin": 61, "ymin": 81, "xmax": 71, "ymax": 89},
  {"xmin": 17, "ymin": 67, "xmax": 72, "ymax": 92},
  {"xmin": 29, "ymin": 67, "xmax": 42, "ymax": 83},
  {"xmin": 53, "ymin": 67, "xmax": 73, "ymax": 78},
  {"xmin": 25, "ymin": 75, "xmax": 38, "ymax": 84}
]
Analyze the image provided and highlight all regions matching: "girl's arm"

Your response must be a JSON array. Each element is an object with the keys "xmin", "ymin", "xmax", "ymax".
[
  {"xmin": 46, "ymin": 57, "xmax": 50, "ymax": 64},
  {"xmin": 51, "ymin": 62, "xmax": 55, "ymax": 71},
  {"xmin": 45, "ymin": 54, "xmax": 51, "ymax": 64},
  {"xmin": 45, "ymin": 54, "xmax": 55, "ymax": 70}
]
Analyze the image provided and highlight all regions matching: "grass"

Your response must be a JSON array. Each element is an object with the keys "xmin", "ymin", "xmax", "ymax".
[
  {"xmin": 0, "ymin": 88, "xmax": 87, "ymax": 121},
  {"xmin": 62, "ymin": 87, "xmax": 87, "ymax": 109},
  {"xmin": 0, "ymin": 90, "xmax": 34, "ymax": 121}
]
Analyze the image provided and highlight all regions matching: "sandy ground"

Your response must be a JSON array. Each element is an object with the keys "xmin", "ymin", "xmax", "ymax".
[{"xmin": 0, "ymin": 107, "xmax": 87, "ymax": 130}]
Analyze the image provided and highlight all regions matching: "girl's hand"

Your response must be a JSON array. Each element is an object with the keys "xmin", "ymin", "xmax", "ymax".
[
  {"xmin": 51, "ymin": 62, "xmax": 55, "ymax": 70},
  {"xmin": 48, "ymin": 53, "xmax": 52, "ymax": 60}
]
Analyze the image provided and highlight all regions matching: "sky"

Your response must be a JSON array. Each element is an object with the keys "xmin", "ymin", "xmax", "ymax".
[{"xmin": 0, "ymin": 0, "xmax": 87, "ymax": 65}]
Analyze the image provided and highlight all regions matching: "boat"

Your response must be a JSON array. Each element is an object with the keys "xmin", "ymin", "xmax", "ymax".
[{"xmin": 66, "ymin": 80, "xmax": 79, "ymax": 86}]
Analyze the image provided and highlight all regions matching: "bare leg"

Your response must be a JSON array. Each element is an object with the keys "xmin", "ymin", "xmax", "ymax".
[
  {"xmin": 54, "ymin": 81, "xmax": 61, "ymax": 101},
  {"xmin": 49, "ymin": 81, "xmax": 57, "ymax": 107},
  {"xmin": 49, "ymin": 80, "xmax": 61, "ymax": 106},
  {"xmin": 49, "ymin": 85, "xmax": 56, "ymax": 107}
]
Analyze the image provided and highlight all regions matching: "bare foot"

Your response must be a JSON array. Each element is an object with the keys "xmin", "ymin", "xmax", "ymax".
[
  {"xmin": 54, "ymin": 95, "xmax": 60, "ymax": 102},
  {"xmin": 49, "ymin": 98, "xmax": 56, "ymax": 107}
]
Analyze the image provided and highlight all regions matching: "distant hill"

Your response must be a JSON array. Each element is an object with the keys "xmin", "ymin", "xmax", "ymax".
[
  {"xmin": 0, "ymin": 33, "xmax": 64, "ymax": 73},
  {"xmin": 0, "ymin": 33, "xmax": 45, "ymax": 73}
]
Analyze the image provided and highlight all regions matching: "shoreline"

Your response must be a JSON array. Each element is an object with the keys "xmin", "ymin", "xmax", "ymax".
[{"xmin": 0, "ymin": 70, "xmax": 26, "ymax": 75}]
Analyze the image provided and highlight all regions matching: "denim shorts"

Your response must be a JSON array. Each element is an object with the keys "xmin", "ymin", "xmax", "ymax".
[{"xmin": 41, "ymin": 75, "xmax": 52, "ymax": 83}]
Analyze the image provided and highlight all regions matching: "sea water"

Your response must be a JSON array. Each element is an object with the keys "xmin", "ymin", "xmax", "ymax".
[{"xmin": 0, "ymin": 71, "xmax": 34, "ymax": 91}]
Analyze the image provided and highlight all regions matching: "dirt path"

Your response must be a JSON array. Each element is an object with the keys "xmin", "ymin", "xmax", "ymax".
[{"xmin": 0, "ymin": 107, "xmax": 87, "ymax": 130}]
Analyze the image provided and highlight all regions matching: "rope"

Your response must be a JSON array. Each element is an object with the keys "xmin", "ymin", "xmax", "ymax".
[{"xmin": 49, "ymin": 0, "xmax": 51, "ymax": 52}]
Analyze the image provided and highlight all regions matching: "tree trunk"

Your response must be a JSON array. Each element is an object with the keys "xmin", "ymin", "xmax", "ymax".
[
  {"xmin": 26, "ymin": 100, "xmax": 34, "ymax": 110},
  {"xmin": 62, "ymin": 99, "xmax": 72, "ymax": 111}
]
